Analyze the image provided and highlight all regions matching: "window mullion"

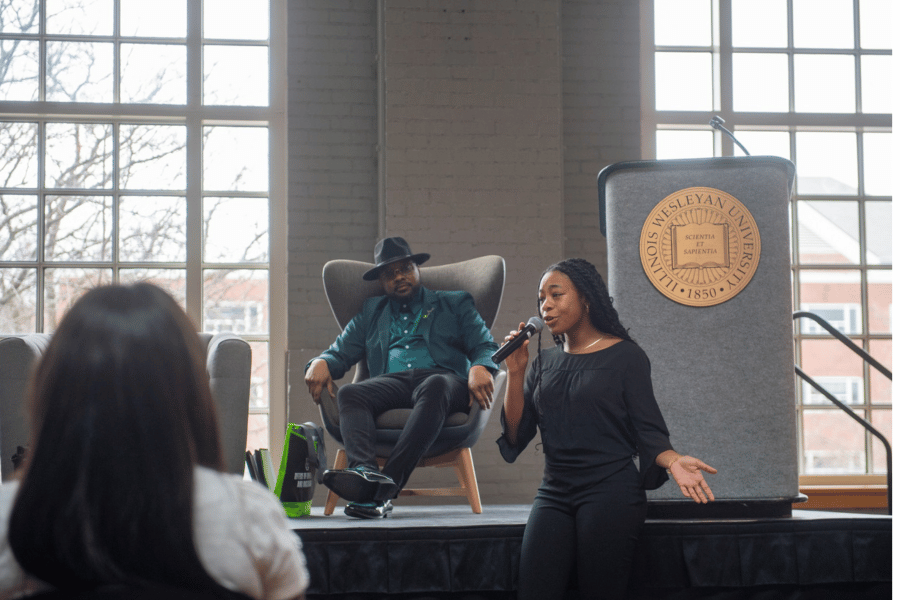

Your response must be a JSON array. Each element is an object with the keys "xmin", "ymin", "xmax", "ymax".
[
  {"xmin": 786, "ymin": 0, "xmax": 796, "ymax": 113},
  {"xmin": 717, "ymin": 0, "xmax": 733, "ymax": 157},
  {"xmin": 113, "ymin": 0, "xmax": 120, "ymax": 104},
  {"xmin": 111, "ymin": 124, "xmax": 119, "ymax": 282},
  {"xmin": 185, "ymin": 120, "xmax": 202, "ymax": 327},
  {"xmin": 184, "ymin": 0, "xmax": 203, "ymax": 328},
  {"xmin": 36, "ymin": 121, "xmax": 46, "ymax": 332}
]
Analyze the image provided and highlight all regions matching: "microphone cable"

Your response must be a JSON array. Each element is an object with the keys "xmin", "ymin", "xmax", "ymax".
[{"xmin": 709, "ymin": 115, "xmax": 750, "ymax": 156}]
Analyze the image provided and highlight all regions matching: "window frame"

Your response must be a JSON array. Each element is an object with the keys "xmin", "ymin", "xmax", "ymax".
[
  {"xmin": 0, "ymin": 0, "xmax": 288, "ymax": 457},
  {"xmin": 639, "ymin": 0, "xmax": 891, "ymax": 488}
]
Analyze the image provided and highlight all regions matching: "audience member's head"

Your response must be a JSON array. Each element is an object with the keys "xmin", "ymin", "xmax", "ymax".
[{"xmin": 9, "ymin": 283, "xmax": 230, "ymax": 594}]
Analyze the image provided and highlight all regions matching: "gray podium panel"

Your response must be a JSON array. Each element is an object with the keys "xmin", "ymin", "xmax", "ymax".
[{"xmin": 598, "ymin": 157, "xmax": 797, "ymax": 509}]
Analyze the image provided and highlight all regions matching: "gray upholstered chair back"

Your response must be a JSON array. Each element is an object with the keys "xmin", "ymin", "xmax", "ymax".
[
  {"xmin": 323, "ymin": 255, "xmax": 506, "ymax": 383},
  {"xmin": 0, "ymin": 334, "xmax": 51, "ymax": 480},
  {"xmin": 324, "ymin": 255, "xmax": 505, "ymax": 331},
  {"xmin": 0, "ymin": 332, "xmax": 250, "ymax": 479},
  {"xmin": 198, "ymin": 333, "xmax": 252, "ymax": 475}
]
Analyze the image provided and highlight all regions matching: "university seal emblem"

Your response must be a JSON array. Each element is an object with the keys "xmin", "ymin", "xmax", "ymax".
[{"xmin": 638, "ymin": 187, "xmax": 761, "ymax": 307}]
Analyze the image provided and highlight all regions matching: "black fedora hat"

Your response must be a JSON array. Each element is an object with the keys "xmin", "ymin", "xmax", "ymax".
[{"xmin": 362, "ymin": 237, "xmax": 431, "ymax": 281}]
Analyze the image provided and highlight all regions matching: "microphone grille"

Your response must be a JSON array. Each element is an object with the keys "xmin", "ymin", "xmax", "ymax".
[{"xmin": 527, "ymin": 316, "xmax": 544, "ymax": 331}]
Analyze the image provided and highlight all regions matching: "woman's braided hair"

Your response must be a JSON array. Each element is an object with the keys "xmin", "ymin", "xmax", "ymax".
[
  {"xmin": 532, "ymin": 258, "xmax": 634, "ymax": 423},
  {"xmin": 542, "ymin": 257, "xmax": 634, "ymax": 345}
]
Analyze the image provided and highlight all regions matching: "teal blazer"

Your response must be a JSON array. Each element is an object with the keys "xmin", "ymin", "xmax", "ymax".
[{"xmin": 313, "ymin": 287, "xmax": 499, "ymax": 381}]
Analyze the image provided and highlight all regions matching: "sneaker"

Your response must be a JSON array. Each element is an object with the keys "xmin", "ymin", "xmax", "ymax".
[
  {"xmin": 322, "ymin": 466, "xmax": 398, "ymax": 503},
  {"xmin": 345, "ymin": 499, "xmax": 393, "ymax": 519}
]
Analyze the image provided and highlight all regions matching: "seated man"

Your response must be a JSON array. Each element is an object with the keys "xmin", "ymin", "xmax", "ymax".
[{"xmin": 305, "ymin": 237, "xmax": 499, "ymax": 519}]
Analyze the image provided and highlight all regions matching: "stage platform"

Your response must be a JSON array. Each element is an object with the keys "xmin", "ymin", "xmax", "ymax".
[{"xmin": 291, "ymin": 504, "xmax": 891, "ymax": 599}]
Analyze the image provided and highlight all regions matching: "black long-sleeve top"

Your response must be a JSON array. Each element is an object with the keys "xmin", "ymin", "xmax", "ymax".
[{"xmin": 497, "ymin": 341, "xmax": 674, "ymax": 491}]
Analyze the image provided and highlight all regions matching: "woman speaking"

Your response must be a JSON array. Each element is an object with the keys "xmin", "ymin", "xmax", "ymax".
[{"xmin": 498, "ymin": 258, "xmax": 716, "ymax": 600}]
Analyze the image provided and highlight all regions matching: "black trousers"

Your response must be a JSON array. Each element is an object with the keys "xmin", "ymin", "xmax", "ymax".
[
  {"xmin": 518, "ymin": 463, "xmax": 648, "ymax": 600},
  {"xmin": 336, "ymin": 368, "xmax": 469, "ymax": 492}
]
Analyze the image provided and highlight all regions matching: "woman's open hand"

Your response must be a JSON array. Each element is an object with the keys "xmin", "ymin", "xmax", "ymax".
[{"xmin": 669, "ymin": 455, "xmax": 717, "ymax": 504}]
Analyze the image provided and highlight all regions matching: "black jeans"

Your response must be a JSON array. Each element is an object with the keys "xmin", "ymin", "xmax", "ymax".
[
  {"xmin": 336, "ymin": 368, "xmax": 469, "ymax": 492},
  {"xmin": 518, "ymin": 463, "xmax": 648, "ymax": 600}
]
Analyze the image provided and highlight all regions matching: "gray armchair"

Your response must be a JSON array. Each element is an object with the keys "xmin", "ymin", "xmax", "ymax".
[
  {"xmin": 317, "ymin": 255, "xmax": 507, "ymax": 514},
  {"xmin": 0, "ymin": 332, "xmax": 251, "ymax": 479},
  {"xmin": 198, "ymin": 333, "xmax": 252, "ymax": 475},
  {"xmin": 0, "ymin": 334, "xmax": 51, "ymax": 480}
]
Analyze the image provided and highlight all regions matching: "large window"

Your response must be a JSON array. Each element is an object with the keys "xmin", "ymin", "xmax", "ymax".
[
  {"xmin": 0, "ymin": 0, "xmax": 287, "ymax": 453},
  {"xmin": 643, "ymin": 0, "xmax": 891, "ymax": 478}
]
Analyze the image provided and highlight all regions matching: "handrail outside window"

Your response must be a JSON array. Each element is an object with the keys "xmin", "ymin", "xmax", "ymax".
[{"xmin": 793, "ymin": 311, "xmax": 891, "ymax": 514}]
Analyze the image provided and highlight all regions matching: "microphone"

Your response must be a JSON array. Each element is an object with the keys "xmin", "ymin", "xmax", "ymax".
[
  {"xmin": 709, "ymin": 115, "xmax": 750, "ymax": 156},
  {"xmin": 491, "ymin": 316, "xmax": 544, "ymax": 364}
]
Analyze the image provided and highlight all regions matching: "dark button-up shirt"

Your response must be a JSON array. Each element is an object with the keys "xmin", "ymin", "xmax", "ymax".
[{"xmin": 387, "ymin": 288, "xmax": 438, "ymax": 372}]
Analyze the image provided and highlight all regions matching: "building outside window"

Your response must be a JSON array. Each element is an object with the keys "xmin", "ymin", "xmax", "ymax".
[
  {"xmin": 799, "ymin": 303, "xmax": 863, "ymax": 336},
  {"xmin": 802, "ymin": 376, "xmax": 864, "ymax": 406},
  {"xmin": 642, "ymin": 0, "xmax": 891, "ymax": 480},
  {"xmin": 0, "ymin": 0, "xmax": 287, "ymax": 455}
]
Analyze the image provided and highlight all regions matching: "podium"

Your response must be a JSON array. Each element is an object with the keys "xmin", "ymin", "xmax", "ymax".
[{"xmin": 598, "ymin": 156, "xmax": 799, "ymax": 517}]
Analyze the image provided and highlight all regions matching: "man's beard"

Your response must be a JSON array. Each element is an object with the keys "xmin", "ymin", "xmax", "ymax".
[{"xmin": 388, "ymin": 282, "xmax": 419, "ymax": 301}]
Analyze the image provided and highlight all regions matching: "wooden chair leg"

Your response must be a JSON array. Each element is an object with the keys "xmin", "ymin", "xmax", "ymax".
[
  {"xmin": 325, "ymin": 446, "xmax": 483, "ymax": 514},
  {"xmin": 454, "ymin": 447, "xmax": 482, "ymax": 514},
  {"xmin": 323, "ymin": 448, "xmax": 348, "ymax": 516}
]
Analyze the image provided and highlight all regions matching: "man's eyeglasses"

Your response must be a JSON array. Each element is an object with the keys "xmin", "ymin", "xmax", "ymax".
[{"xmin": 379, "ymin": 261, "xmax": 416, "ymax": 279}]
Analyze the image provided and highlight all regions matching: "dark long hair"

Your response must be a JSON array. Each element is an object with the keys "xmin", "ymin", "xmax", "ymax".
[
  {"xmin": 8, "ymin": 283, "xmax": 231, "ymax": 595},
  {"xmin": 532, "ymin": 258, "xmax": 634, "ymax": 419}
]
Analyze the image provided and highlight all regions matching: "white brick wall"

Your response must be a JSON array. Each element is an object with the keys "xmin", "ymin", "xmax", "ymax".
[
  {"xmin": 379, "ymin": 0, "xmax": 563, "ymax": 503},
  {"xmin": 286, "ymin": 0, "xmax": 642, "ymax": 505},
  {"xmin": 562, "ymin": 0, "xmax": 642, "ymax": 279},
  {"xmin": 287, "ymin": 0, "xmax": 378, "ymax": 349}
]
